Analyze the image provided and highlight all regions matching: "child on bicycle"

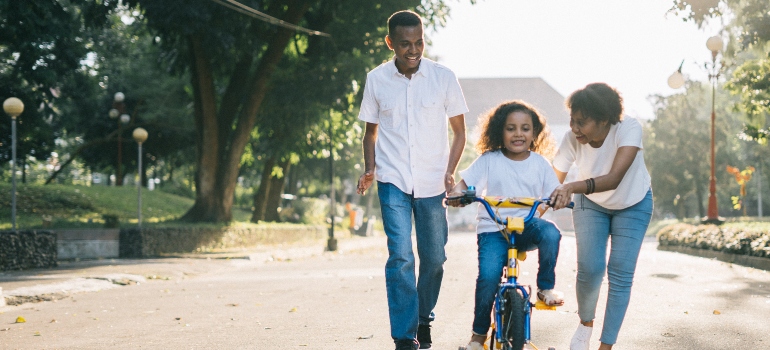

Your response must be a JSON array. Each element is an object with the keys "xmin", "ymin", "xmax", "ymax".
[{"xmin": 447, "ymin": 100, "xmax": 565, "ymax": 350}]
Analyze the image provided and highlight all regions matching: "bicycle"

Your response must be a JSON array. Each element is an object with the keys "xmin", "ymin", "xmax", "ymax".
[{"xmin": 447, "ymin": 186, "xmax": 573, "ymax": 350}]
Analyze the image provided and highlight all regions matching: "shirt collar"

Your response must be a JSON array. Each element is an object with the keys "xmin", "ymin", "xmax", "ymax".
[{"xmin": 388, "ymin": 57, "xmax": 429, "ymax": 78}]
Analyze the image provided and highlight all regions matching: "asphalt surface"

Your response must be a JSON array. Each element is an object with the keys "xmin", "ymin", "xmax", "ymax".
[{"xmin": 1, "ymin": 231, "xmax": 769, "ymax": 349}]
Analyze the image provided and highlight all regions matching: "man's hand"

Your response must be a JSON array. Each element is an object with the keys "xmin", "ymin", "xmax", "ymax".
[
  {"xmin": 357, "ymin": 171, "xmax": 375, "ymax": 195},
  {"xmin": 444, "ymin": 172, "xmax": 455, "ymax": 193}
]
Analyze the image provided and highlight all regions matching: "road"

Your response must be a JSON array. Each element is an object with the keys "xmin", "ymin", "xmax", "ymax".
[{"xmin": 1, "ymin": 231, "xmax": 769, "ymax": 349}]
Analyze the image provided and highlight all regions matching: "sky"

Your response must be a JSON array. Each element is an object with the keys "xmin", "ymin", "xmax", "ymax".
[{"xmin": 427, "ymin": 0, "xmax": 725, "ymax": 120}]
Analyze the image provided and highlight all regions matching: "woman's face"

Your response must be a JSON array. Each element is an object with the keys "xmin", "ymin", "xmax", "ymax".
[
  {"xmin": 569, "ymin": 110, "xmax": 610, "ymax": 147},
  {"xmin": 501, "ymin": 111, "xmax": 534, "ymax": 160}
]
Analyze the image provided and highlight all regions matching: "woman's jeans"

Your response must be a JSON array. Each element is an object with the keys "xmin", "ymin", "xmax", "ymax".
[
  {"xmin": 378, "ymin": 182, "xmax": 448, "ymax": 342},
  {"xmin": 472, "ymin": 217, "xmax": 562, "ymax": 335},
  {"xmin": 573, "ymin": 189, "xmax": 653, "ymax": 345}
]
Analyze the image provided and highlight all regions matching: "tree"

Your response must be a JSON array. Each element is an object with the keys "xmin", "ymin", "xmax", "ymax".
[
  {"xmin": 0, "ymin": 1, "xmax": 115, "ymax": 181},
  {"xmin": 125, "ymin": 0, "xmax": 451, "ymax": 222}
]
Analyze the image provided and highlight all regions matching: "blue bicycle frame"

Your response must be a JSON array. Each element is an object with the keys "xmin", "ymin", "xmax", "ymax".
[{"xmin": 448, "ymin": 186, "xmax": 572, "ymax": 349}]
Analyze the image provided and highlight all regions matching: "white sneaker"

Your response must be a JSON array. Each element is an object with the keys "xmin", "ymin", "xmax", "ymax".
[
  {"xmin": 458, "ymin": 341, "xmax": 486, "ymax": 350},
  {"xmin": 569, "ymin": 324, "xmax": 592, "ymax": 350}
]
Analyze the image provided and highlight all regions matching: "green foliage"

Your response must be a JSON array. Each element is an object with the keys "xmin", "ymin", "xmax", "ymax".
[
  {"xmin": 0, "ymin": 182, "xmax": 194, "ymax": 229},
  {"xmin": 645, "ymin": 81, "xmax": 749, "ymax": 219},
  {"xmin": 0, "ymin": 0, "xmax": 115, "ymax": 166}
]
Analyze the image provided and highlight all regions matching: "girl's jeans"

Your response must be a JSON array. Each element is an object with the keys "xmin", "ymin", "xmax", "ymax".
[
  {"xmin": 472, "ymin": 217, "xmax": 562, "ymax": 335},
  {"xmin": 573, "ymin": 189, "xmax": 653, "ymax": 345},
  {"xmin": 378, "ymin": 182, "xmax": 448, "ymax": 342}
]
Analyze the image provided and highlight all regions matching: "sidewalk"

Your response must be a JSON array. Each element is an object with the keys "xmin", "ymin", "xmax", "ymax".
[{"xmin": 0, "ymin": 234, "xmax": 386, "ymax": 309}]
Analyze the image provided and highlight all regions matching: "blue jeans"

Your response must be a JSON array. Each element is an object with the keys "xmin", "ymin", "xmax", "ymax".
[
  {"xmin": 378, "ymin": 182, "xmax": 448, "ymax": 342},
  {"xmin": 472, "ymin": 217, "xmax": 562, "ymax": 335},
  {"xmin": 573, "ymin": 189, "xmax": 653, "ymax": 345}
]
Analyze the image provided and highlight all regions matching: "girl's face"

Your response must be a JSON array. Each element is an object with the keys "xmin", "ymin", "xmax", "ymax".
[
  {"xmin": 501, "ymin": 111, "xmax": 534, "ymax": 161},
  {"xmin": 570, "ymin": 110, "xmax": 610, "ymax": 148}
]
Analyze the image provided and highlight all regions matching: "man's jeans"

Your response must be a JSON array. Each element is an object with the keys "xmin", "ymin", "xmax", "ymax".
[
  {"xmin": 378, "ymin": 182, "xmax": 448, "ymax": 342},
  {"xmin": 573, "ymin": 189, "xmax": 653, "ymax": 345},
  {"xmin": 471, "ymin": 217, "xmax": 562, "ymax": 335}
]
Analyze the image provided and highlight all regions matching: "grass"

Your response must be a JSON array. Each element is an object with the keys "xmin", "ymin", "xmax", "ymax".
[{"xmin": 0, "ymin": 182, "xmax": 253, "ymax": 230}]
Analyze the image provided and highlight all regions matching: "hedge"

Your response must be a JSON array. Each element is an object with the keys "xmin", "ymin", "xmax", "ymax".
[{"xmin": 657, "ymin": 223, "xmax": 770, "ymax": 258}]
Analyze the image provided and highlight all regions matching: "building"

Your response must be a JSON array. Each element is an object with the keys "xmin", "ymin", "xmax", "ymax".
[{"xmin": 459, "ymin": 77, "xmax": 571, "ymax": 142}]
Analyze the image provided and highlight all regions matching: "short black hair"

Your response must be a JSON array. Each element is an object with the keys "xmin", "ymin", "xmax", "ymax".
[
  {"xmin": 388, "ymin": 10, "xmax": 422, "ymax": 36},
  {"xmin": 566, "ymin": 83, "xmax": 624, "ymax": 125}
]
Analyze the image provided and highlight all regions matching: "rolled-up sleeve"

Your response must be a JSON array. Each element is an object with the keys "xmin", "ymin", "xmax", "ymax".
[
  {"xmin": 358, "ymin": 75, "xmax": 379, "ymax": 124},
  {"xmin": 444, "ymin": 72, "xmax": 469, "ymax": 118}
]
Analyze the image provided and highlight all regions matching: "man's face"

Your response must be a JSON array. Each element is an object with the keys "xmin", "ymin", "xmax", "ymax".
[{"xmin": 385, "ymin": 25, "xmax": 424, "ymax": 75}]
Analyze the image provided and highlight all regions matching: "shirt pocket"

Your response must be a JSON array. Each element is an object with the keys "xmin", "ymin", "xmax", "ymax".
[
  {"xmin": 379, "ymin": 100, "xmax": 399, "ymax": 129},
  {"xmin": 419, "ymin": 95, "xmax": 444, "ymax": 127}
]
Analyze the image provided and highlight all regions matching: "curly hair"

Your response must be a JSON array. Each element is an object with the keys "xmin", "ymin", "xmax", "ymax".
[
  {"xmin": 475, "ymin": 100, "xmax": 556, "ymax": 159},
  {"xmin": 566, "ymin": 82, "xmax": 624, "ymax": 125}
]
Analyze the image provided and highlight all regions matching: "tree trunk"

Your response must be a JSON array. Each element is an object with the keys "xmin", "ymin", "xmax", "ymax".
[
  {"xmin": 264, "ymin": 159, "xmax": 290, "ymax": 222},
  {"xmin": 182, "ymin": 1, "xmax": 311, "ymax": 223},
  {"xmin": 251, "ymin": 156, "xmax": 276, "ymax": 222}
]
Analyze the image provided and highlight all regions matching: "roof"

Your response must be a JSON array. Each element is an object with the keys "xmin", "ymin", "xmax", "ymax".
[{"xmin": 459, "ymin": 77, "xmax": 571, "ymax": 140}]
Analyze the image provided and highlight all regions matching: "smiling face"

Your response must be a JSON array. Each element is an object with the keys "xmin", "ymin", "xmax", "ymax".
[
  {"xmin": 385, "ymin": 25, "xmax": 424, "ymax": 77},
  {"xmin": 570, "ymin": 110, "xmax": 610, "ymax": 147},
  {"xmin": 501, "ymin": 111, "xmax": 535, "ymax": 161}
]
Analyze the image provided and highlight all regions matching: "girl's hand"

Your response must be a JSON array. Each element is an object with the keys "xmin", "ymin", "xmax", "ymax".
[
  {"xmin": 549, "ymin": 183, "xmax": 574, "ymax": 210},
  {"xmin": 445, "ymin": 191, "xmax": 467, "ymax": 207}
]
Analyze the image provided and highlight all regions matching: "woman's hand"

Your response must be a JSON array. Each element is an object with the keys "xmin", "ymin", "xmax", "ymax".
[{"xmin": 549, "ymin": 183, "xmax": 574, "ymax": 210}]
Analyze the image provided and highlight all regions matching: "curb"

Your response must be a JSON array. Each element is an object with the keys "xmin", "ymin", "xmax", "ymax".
[{"xmin": 657, "ymin": 244, "xmax": 770, "ymax": 271}]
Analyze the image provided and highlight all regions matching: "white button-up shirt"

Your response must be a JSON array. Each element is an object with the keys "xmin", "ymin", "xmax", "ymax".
[{"xmin": 358, "ymin": 58, "xmax": 468, "ymax": 198}]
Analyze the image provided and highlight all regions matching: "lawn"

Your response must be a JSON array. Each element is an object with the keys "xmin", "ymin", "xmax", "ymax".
[{"xmin": 0, "ymin": 183, "xmax": 252, "ymax": 230}]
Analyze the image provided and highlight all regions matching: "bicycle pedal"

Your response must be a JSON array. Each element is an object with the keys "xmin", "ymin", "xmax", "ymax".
[{"xmin": 534, "ymin": 300, "xmax": 558, "ymax": 310}]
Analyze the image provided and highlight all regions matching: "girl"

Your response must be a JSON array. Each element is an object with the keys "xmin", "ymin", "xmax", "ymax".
[
  {"xmin": 549, "ymin": 83, "xmax": 653, "ymax": 350},
  {"xmin": 447, "ymin": 100, "xmax": 565, "ymax": 350}
]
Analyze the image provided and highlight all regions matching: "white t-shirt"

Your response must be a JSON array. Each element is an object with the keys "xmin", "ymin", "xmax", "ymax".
[
  {"xmin": 552, "ymin": 117, "xmax": 651, "ymax": 210},
  {"xmin": 459, "ymin": 150, "xmax": 561, "ymax": 234},
  {"xmin": 358, "ymin": 57, "xmax": 469, "ymax": 198}
]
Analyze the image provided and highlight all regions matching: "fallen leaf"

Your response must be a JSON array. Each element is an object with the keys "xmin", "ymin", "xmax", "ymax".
[
  {"xmin": 15, "ymin": 316, "xmax": 26, "ymax": 323},
  {"xmin": 226, "ymin": 303, "xmax": 239, "ymax": 307},
  {"xmin": 34, "ymin": 331, "xmax": 41, "ymax": 336},
  {"xmin": 50, "ymin": 319, "xmax": 57, "ymax": 323},
  {"xmin": 713, "ymin": 310, "xmax": 721, "ymax": 315},
  {"xmin": 358, "ymin": 334, "xmax": 374, "ymax": 340},
  {"xmin": 0, "ymin": 328, "xmax": 9, "ymax": 331},
  {"xmin": 289, "ymin": 307, "xmax": 298, "ymax": 313},
  {"xmin": 175, "ymin": 317, "xmax": 181, "ymax": 321}
]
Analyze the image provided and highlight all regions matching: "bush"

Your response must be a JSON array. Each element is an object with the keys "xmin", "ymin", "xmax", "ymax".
[{"xmin": 657, "ymin": 222, "xmax": 770, "ymax": 258}]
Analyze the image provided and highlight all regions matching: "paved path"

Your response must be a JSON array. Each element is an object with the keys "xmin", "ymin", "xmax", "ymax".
[{"xmin": 1, "ymin": 232, "xmax": 769, "ymax": 349}]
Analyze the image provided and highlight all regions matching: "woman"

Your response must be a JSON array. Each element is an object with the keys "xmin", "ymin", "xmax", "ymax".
[{"xmin": 549, "ymin": 83, "xmax": 653, "ymax": 350}]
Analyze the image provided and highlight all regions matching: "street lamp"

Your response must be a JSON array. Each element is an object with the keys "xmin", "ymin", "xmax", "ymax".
[
  {"xmin": 110, "ymin": 92, "xmax": 130, "ymax": 186},
  {"xmin": 133, "ymin": 127, "xmax": 148, "ymax": 229},
  {"xmin": 667, "ymin": 60, "xmax": 685, "ymax": 90},
  {"xmin": 705, "ymin": 35, "xmax": 725, "ymax": 223},
  {"xmin": 3, "ymin": 97, "xmax": 24, "ymax": 231}
]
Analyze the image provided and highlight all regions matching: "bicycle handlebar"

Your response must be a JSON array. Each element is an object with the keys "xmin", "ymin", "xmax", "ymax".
[{"xmin": 446, "ymin": 186, "xmax": 574, "ymax": 227}]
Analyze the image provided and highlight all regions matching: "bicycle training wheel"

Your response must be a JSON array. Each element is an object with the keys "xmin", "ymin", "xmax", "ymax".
[{"xmin": 500, "ymin": 288, "xmax": 527, "ymax": 350}]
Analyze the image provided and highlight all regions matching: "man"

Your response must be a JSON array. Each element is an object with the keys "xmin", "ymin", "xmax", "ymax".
[{"xmin": 356, "ymin": 10, "xmax": 468, "ymax": 350}]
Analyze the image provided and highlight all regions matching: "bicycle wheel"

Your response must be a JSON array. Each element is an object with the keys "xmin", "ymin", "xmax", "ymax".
[{"xmin": 500, "ymin": 288, "xmax": 527, "ymax": 350}]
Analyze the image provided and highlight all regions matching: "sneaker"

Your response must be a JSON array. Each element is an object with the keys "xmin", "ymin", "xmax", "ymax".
[
  {"xmin": 417, "ymin": 324, "xmax": 432, "ymax": 349},
  {"xmin": 569, "ymin": 324, "xmax": 592, "ymax": 350},
  {"xmin": 458, "ymin": 341, "xmax": 486, "ymax": 350},
  {"xmin": 395, "ymin": 339, "xmax": 418, "ymax": 350},
  {"xmin": 537, "ymin": 289, "xmax": 565, "ymax": 306}
]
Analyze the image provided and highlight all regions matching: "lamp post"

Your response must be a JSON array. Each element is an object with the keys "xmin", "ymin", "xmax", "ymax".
[
  {"xmin": 110, "ymin": 92, "xmax": 130, "ymax": 186},
  {"xmin": 667, "ymin": 60, "xmax": 685, "ymax": 90},
  {"xmin": 704, "ymin": 35, "xmax": 724, "ymax": 223},
  {"xmin": 327, "ymin": 119, "xmax": 337, "ymax": 251},
  {"xmin": 3, "ymin": 97, "xmax": 24, "ymax": 231},
  {"xmin": 133, "ymin": 128, "xmax": 148, "ymax": 229}
]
